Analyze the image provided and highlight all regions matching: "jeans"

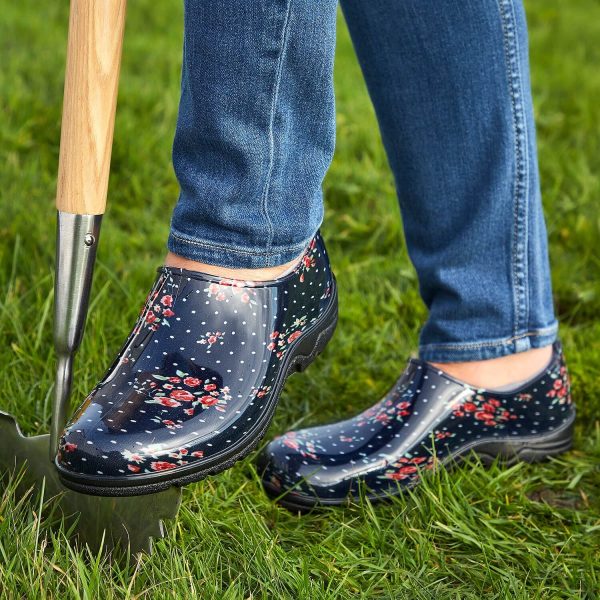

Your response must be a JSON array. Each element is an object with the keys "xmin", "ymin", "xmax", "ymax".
[{"xmin": 168, "ymin": 0, "xmax": 558, "ymax": 363}]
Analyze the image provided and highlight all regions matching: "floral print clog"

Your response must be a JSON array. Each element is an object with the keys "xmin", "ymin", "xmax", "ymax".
[
  {"xmin": 259, "ymin": 341, "xmax": 574, "ymax": 510},
  {"xmin": 56, "ymin": 232, "xmax": 337, "ymax": 496}
]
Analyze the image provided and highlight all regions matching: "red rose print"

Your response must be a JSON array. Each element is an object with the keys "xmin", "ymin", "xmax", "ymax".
[
  {"xmin": 397, "ymin": 465, "xmax": 418, "ymax": 475},
  {"xmin": 191, "ymin": 451, "xmax": 204, "ymax": 458},
  {"xmin": 183, "ymin": 408, "xmax": 194, "ymax": 416},
  {"xmin": 267, "ymin": 342, "xmax": 276, "ymax": 351},
  {"xmin": 161, "ymin": 294, "xmax": 173, "ymax": 307},
  {"xmin": 411, "ymin": 456, "xmax": 428, "ymax": 464},
  {"xmin": 204, "ymin": 383, "xmax": 217, "ymax": 392},
  {"xmin": 162, "ymin": 420, "xmax": 175, "ymax": 426},
  {"xmin": 127, "ymin": 464, "xmax": 141, "ymax": 473},
  {"xmin": 270, "ymin": 331, "xmax": 279, "ymax": 339},
  {"xmin": 150, "ymin": 461, "xmax": 177, "ymax": 471},
  {"xmin": 183, "ymin": 377, "xmax": 201, "ymax": 387},
  {"xmin": 145, "ymin": 311, "xmax": 157, "ymax": 324},
  {"xmin": 200, "ymin": 395, "xmax": 218, "ymax": 406},
  {"xmin": 162, "ymin": 308, "xmax": 175, "ymax": 317},
  {"xmin": 463, "ymin": 402, "xmax": 477, "ymax": 412},
  {"xmin": 475, "ymin": 411, "xmax": 494, "ymax": 421},
  {"xmin": 208, "ymin": 336, "xmax": 217, "ymax": 345},
  {"xmin": 168, "ymin": 377, "xmax": 180, "ymax": 383},
  {"xmin": 64, "ymin": 442, "xmax": 77, "ymax": 452},
  {"xmin": 170, "ymin": 390, "xmax": 195, "ymax": 402},
  {"xmin": 287, "ymin": 330, "xmax": 302, "ymax": 343},
  {"xmin": 157, "ymin": 397, "xmax": 181, "ymax": 407},
  {"xmin": 283, "ymin": 439, "xmax": 300, "ymax": 450}
]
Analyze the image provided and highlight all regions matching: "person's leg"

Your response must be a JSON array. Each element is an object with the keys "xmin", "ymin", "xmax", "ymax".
[
  {"xmin": 340, "ymin": 0, "xmax": 556, "ymax": 387},
  {"xmin": 167, "ymin": 0, "xmax": 338, "ymax": 277},
  {"xmin": 257, "ymin": 0, "xmax": 574, "ymax": 507}
]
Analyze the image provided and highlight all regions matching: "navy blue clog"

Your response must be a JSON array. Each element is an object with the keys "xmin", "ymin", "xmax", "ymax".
[
  {"xmin": 56, "ymin": 232, "xmax": 337, "ymax": 496},
  {"xmin": 259, "ymin": 341, "xmax": 574, "ymax": 510}
]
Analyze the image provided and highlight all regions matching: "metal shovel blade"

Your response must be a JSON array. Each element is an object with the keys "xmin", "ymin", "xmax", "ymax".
[{"xmin": 0, "ymin": 411, "xmax": 182, "ymax": 555}]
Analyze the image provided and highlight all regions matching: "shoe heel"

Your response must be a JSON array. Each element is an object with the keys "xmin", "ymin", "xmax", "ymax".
[
  {"xmin": 474, "ymin": 415, "xmax": 575, "ymax": 466},
  {"xmin": 290, "ymin": 286, "xmax": 338, "ymax": 374}
]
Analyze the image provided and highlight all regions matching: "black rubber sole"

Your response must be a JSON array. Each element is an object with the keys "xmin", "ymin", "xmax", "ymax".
[
  {"xmin": 57, "ymin": 282, "xmax": 339, "ymax": 497},
  {"xmin": 262, "ymin": 413, "xmax": 576, "ymax": 512}
]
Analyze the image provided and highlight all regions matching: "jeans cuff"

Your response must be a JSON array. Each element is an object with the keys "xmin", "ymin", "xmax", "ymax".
[
  {"xmin": 418, "ymin": 322, "xmax": 559, "ymax": 362},
  {"xmin": 167, "ymin": 228, "xmax": 312, "ymax": 269}
]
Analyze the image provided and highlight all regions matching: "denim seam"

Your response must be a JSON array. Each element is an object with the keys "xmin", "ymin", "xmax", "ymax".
[
  {"xmin": 419, "ymin": 322, "xmax": 558, "ymax": 352},
  {"xmin": 260, "ymin": 0, "xmax": 293, "ymax": 257},
  {"xmin": 169, "ymin": 227, "xmax": 311, "ymax": 258},
  {"xmin": 497, "ymin": 0, "xmax": 530, "ymax": 338}
]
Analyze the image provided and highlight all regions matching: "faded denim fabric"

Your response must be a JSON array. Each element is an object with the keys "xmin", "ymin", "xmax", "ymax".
[{"xmin": 168, "ymin": 0, "xmax": 558, "ymax": 362}]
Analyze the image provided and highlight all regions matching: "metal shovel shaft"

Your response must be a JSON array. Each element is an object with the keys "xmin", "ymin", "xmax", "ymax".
[{"xmin": 51, "ymin": 212, "xmax": 102, "ymax": 459}]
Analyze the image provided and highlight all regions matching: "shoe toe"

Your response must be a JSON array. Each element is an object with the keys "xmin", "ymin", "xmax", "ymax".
[{"xmin": 260, "ymin": 427, "xmax": 356, "ymax": 504}]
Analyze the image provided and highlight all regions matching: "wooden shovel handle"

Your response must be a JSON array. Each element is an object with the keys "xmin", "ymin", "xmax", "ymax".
[{"xmin": 56, "ymin": 0, "xmax": 127, "ymax": 216}]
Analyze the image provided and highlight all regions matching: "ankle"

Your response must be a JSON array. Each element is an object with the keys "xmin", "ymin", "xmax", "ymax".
[
  {"xmin": 429, "ymin": 345, "xmax": 553, "ymax": 390},
  {"xmin": 164, "ymin": 252, "xmax": 302, "ymax": 281}
]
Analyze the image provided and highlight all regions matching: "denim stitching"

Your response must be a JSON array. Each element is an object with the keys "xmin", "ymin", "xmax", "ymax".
[
  {"xmin": 260, "ymin": 0, "xmax": 293, "ymax": 258},
  {"xmin": 497, "ymin": 0, "xmax": 530, "ymax": 338},
  {"xmin": 169, "ymin": 228, "xmax": 311, "ymax": 258},
  {"xmin": 419, "ymin": 322, "xmax": 558, "ymax": 352}
]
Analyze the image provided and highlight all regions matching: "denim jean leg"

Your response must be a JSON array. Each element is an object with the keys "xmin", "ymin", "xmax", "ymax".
[
  {"xmin": 341, "ymin": 0, "xmax": 558, "ymax": 361},
  {"xmin": 168, "ymin": 0, "xmax": 338, "ymax": 268}
]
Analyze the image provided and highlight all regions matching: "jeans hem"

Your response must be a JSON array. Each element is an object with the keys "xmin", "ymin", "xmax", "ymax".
[
  {"xmin": 167, "ymin": 228, "xmax": 312, "ymax": 269},
  {"xmin": 418, "ymin": 322, "xmax": 559, "ymax": 362}
]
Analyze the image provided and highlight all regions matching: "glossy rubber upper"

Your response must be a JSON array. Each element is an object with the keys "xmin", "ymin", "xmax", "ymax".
[
  {"xmin": 56, "ymin": 232, "xmax": 334, "ymax": 484},
  {"xmin": 260, "ymin": 341, "xmax": 574, "ymax": 504}
]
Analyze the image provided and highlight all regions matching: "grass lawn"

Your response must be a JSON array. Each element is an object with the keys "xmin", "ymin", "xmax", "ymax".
[{"xmin": 1, "ymin": 1, "xmax": 599, "ymax": 597}]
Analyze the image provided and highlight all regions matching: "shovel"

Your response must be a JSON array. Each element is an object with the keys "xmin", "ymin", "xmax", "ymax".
[{"xmin": 0, "ymin": 0, "xmax": 181, "ymax": 554}]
